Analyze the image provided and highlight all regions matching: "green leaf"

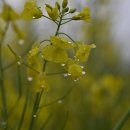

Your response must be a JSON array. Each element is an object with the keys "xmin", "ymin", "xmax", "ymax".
[{"xmin": 21, "ymin": 2, "xmax": 43, "ymax": 20}]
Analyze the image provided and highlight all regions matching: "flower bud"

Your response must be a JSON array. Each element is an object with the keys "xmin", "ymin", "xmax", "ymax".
[
  {"xmin": 69, "ymin": 8, "xmax": 76, "ymax": 13},
  {"xmin": 63, "ymin": 7, "xmax": 69, "ymax": 13},
  {"xmin": 55, "ymin": 2, "xmax": 60, "ymax": 11},
  {"xmin": 72, "ymin": 15, "xmax": 81, "ymax": 20},
  {"xmin": 62, "ymin": 0, "xmax": 68, "ymax": 8}
]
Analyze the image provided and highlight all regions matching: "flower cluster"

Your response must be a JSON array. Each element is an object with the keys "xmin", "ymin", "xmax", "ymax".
[{"xmin": 25, "ymin": 0, "xmax": 96, "ymax": 88}]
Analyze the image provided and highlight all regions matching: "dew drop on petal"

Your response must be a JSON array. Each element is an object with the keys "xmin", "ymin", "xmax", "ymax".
[
  {"xmin": 32, "ymin": 16, "xmax": 36, "ymax": 19},
  {"xmin": 74, "ymin": 78, "xmax": 79, "ymax": 82},
  {"xmin": 61, "ymin": 64, "xmax": 65, "ymax": 67},
  {"xmin": 82, "ymin": 71, "xmax": 86, "ymax": 75},
  {"xmin": 67, "ymin": 73, "xmax": 71, "ymax": 76}
]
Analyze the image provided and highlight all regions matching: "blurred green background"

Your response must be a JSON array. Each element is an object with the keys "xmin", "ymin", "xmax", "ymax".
[{"xmin": 0, "ymin": 0, "xmax": 130, "ymax": 130}]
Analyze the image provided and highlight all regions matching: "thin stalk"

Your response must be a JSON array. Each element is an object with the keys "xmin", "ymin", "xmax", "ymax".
[
  {"xmin": 55, "ymin": 13, "xmax": 64, "ymax": 36},
  {"xmin": 39, "ymin": 83, "xmax": 76, "ymax": 109},
  {"xmin": 22, "ymin": 62, "xmax": 39, "ymax": 74},
  {"xmin": 0, "ymin": 21, "xmax": 9, "ymax": 130},
  {"xmin": 58, "ymin": 32, "xmax": 75, "ymax": 42},
  {"xmin": 28, "ymin": 59, "xmax": 46, "ymax": 130},
  {"xmin": 40, "ymin": 40, "xmax": 51, "ymax": 44},
  {"xmin": 62, "ymin": 18, "xmax": 72, "ymax": 20},
  {"xmin": 40, "ymin": 113, "xmax": 52, "ymax": 130},
  {"xmin": 3, "ymin": 38, "xmax": 36, "ymax": 70},
  {"xmin": 17, "ymin": 87, "xmax": 29, "ymax": 130},
  {"xmin": 61, "ymin": 19, "xmax": 72, "ymax": 25},
  {"xmin": 60, "ymin": 111, "xmax": 69, "ymax": 130},
  {"xmin": 42, "ymin": 15, "xmax": 58, "ymax": 25},
  {"xmin": 17, "ymin": 64, "xmax": 22, "ymax": 98},
  {"xmin": 28, "ymin": 92, "xmax": 41, "ymax": 130},
  {"xmin": 7, "ymin": 44, "xmax": 22, "ymax": 97},
  {"xmin": 114, "ymin": 107, "xmax": 130, "ymax": 130}
]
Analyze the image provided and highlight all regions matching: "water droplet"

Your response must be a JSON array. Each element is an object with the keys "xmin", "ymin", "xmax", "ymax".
[
  {"xmin": 81, "ymin": 66, "xmax": 84, "ymax": 69},
  {"xmin": 67, "ymin": 73, "xmax": 71, "ymax": 76},
  {"xmin": 18, "ymin": 39, "xmax": 24, "ymax": 45},
  {"xmin": 58, "ymin": 100, "xmax": 63, "ymax": 104},
  {"xmin": 61, "ymin": 64, "xmax": 65, "ymax": 67},
  {"xmin": 63, "ymin": 73, "xmax": 68, "ymax": 77},
  {"xmin": 33, "ymin": 114, "xmax": 37, "ymax": 118},
  {"xmin": 32, "ymin": 16, "xmax": 36, "ymax": 19},
  {"xmin": 17, "ymin": 61, "xmax": 21, "ymax": 65},
  {"xmin": 82, "ymin": 71, "xmax": 86, "ymax": 75},
  {"xmin": 27, "ymin": 77, "xmax": 33, "ymax": 81},
  {"xmin": 74, "ymin": 78, "xmax": 79, "ymax": 82}
]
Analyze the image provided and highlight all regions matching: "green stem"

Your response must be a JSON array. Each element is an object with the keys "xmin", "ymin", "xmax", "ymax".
[
  {"xmin": 42, "ymin": 15, "xmax": 58, "ymax": 25},
  {"xmin": 55, "ymin": 13, "xmax": 64, "ymax": 36},
  {"xmin": 28, "ymin": 92, "xmax": 41, "ymax": 130},
  {"xmin": 114, "ymin": 107, "xmax": 130, "ymax": 130},
  {"xmin": 39, "ymin": 83, "xmax": 76, "ymax": 109},
  {"xmin": 40, "ymin": 40, "xmax": 51, "ymax": 44},
  {"xmin": 58, "ymin": 32, "xmax": 75, "ymax": 42},
  {"xmin": 28, "ymin": 60, "xmax": 46, "ymax": 130},
  {"xmin": 7, "ymin": 44, "xmax": 22, "ymax": 97},
  {"xmin": 60, "ymin": 111, "xmax": 69, "ymax": 130},
  {"xmin": 40, "ymin": 113, "xmax": 52, "ymax": 130},
  {"xmin": 17, "ymin": 64, "xmax": 22, "ymax": 98},
  {"xmin": 0, "ymin": 21, "xmax": 9, "ymax": 130},
  {"xmin": 61, "ymin": 19, "xmax": 72, "ymax": 25},
  {"xmin": 17, "ymin": 87, "xmax": 29, "ymax": 130},
  {"xmin": 29, "ymin": 10, "xmax": 65, "ymax": 130}
]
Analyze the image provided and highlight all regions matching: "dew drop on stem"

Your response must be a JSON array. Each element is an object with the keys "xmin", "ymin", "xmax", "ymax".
[
  {"xmin": 27, "ymin": 77, "xmax": 33, "ymax": 81},
  {"xmin": 18, "ymin": 39, "xmax": 24, "ymax": 45},
  {"xmin": 58, "ymin": 100, "xmax": 63, "ymax": 104}
]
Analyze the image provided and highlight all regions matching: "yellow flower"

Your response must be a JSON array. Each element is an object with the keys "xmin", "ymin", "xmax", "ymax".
[
  {"xmin": 68, "ymin": 64, "xmax": 83, "ymax": 77},
  {"xmin": 72, "ymin": 7, "xmax": 91, "ymax": 22},
  {"xmin": 0, "ymin": 3, "xmax": 19, "ymax": 21},
  {"xmin": 21, "ymin": 2, "xmax": 43, "ymax": 20},
  {"xmin": 42, "ymin": 36, "xmax": 73, "ymax": 63},
  {"xmin": 50, "ymin": 36, "xmax": 73, "ymax": 49},
  {"xmin": 75, "ymin": 42, "xmax": 96, "ymax": 62},
  {"xmin": 45, "ymin": 4, "xmax": 59, "ymax": 21}
]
